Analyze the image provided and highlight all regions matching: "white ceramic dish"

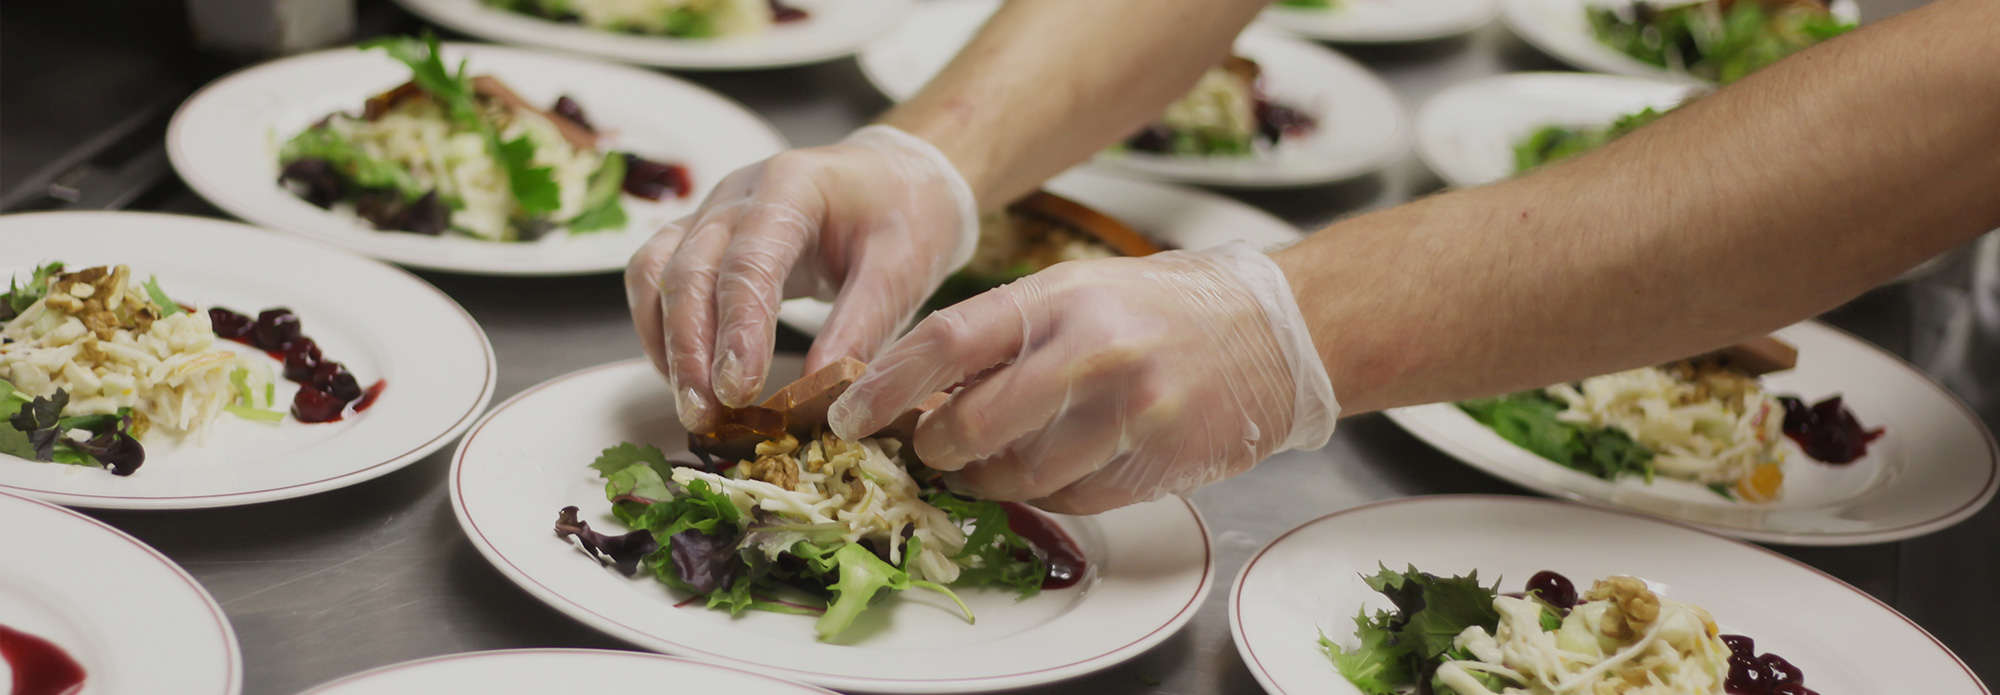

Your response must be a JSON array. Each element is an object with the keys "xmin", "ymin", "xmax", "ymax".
[
  {"xmin": 1231, "ymin": 495, "xmax": 1991, "ymax": 695},
  {"xmin": 450, "ymin": 356, "xmax": 1213, "ymax": 693},
  {"xmin": 859, "ymin": 0, "xmax": 1409, "ymax": 188},
  {"xmin": 0, "ymin": 212, "xmax": 495, "ymax": 509},
  {"xmin": 776, "ymin": 169, "xmax": 1304, "ymax": 334},
  {"xmin": 393, "ymin": 0, "xmax": 911, "ymax": 70},
  {"xmin": 298, "ymin": 649, "xmax": 837, "ymax": 694},
  {"xmin": 0, "ymin": 490, "xmax": 240, "ymax": 694},
  {"xmin": 1382, "ymin": 321, "xmax": 1998, "ymax": 545},
  {"xmin": 1415, "ymin": 71, "xmax": 1695, "ymax": 188},
  {"xmin": 1256, "ymin": 0, "xmax": 1498, "ymax": 44},
  {"xmin": 168, "ymin": 42, "xmax": 786, "ymax": 276},
  {"xmin": 1501, "ymin": 0, "xmax": 1859, "ymax": 84}
]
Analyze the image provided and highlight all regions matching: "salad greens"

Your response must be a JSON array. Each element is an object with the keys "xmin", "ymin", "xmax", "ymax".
[
  {"xmin": 0, "ymin": 380, "xmax": 147, "ymax": 475},
  {"xmin": 362, "ymin": 34, "xmax": 563, "ymax": 217},
  {"xmin": 1511, "ymin": 106, "xmax": 1667, "ymax": 172},
  {"xmin": 1321, "ymin": 566, "xmax": 1505, "ymax": 695},
  {"xmin": 560, "ymin": 440, "xmax": 1048, "ymax": 642},
  {"xmin": 1459, "ymin": 391, "xmax": 1655, "ymax": 482},
  {"xmin": 1589, "ymin": 0, "xmax": 1854, "ymax": 84},
  {"xmin": 0, "ymin": 261, "xmax": 63, "ymax": 321},
  {"xmin": 1277, "ymin": 0, "xmax": 1338, "ymax": 8}
]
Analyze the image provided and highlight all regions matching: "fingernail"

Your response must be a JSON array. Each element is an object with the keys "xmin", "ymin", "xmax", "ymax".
[
  {"xmin": 713, "ymin": 349, "xmax": 758, "ymax": 407},
  {"xmin": 678, "ymin": 386, "xmax": 711, "ymax": 431}
]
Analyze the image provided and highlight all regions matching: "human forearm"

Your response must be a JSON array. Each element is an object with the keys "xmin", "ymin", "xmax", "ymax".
[
  {"xmin": 1277, "ymin": 0, "xmax": 2000, "ymax": 415},
  {"xmin": 879, "ymin": 0, "xmax": 1268, "ymax": 208}
]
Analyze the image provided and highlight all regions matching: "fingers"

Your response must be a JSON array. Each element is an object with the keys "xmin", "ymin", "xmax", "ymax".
[
  {"xmin": 709, "ymin": 201, "xmax": 817, "ymax": 407},
  {"xmin": 826, "ymin": 280, "xmax": 1044, "ymax": 441},
  {"xmin": 804, "ymin": 241, "xmax": 930, "ymax": 373},
  {"xmin": 660, "ymin": 218, "xmax": 736, "ymax": 433},
  {"xmin": 626, "ymin": 220, "xmax": 692, "ymax": 380}
]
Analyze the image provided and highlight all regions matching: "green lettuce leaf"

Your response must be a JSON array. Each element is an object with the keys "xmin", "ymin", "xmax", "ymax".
[
  {"xmin": 923, "ymin": 492, "xmax": 1046, "ymax": 597},
  {"xmin": 3, "ymin": 261, "xmax": 64, "ymax": 317},
  {"xmin": 1321, "ymin": 611, "xmax": 1413, "ymax": 695},
  {"xmin": 143, "ymin": 276, "xmax": 183, "ymax": 316}
]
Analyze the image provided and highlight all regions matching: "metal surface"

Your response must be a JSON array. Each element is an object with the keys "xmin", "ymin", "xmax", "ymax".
[{"xmin": 5, "ymin": 0, "xmax": 1993, "ymax": 692}]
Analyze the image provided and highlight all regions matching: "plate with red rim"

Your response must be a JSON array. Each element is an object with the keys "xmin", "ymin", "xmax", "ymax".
[
  {"xmin": 168, "ymin": 42, "xmax": 787, "ymax": 276},
  {"xmin": 449, "ymin": 356, "xmax": 1213, "ymax": 693},
  {"xmin": 1382, "ymin": 321, "xmax": 1999, "ymax": 545},
  {"xmin": 1230, "ymin": 495, "xmax": 1992, "ymax": 695},
  {"xmin": 298, "ymin": 649, "xmax": 836, "ymax": 694},
  {"xmin": 0, "ymin": 489, "xmax": 241, "ymax": 694},
  {"xmin": 1500, "ymin": 0, "xmax": 1860, "ymax": 85},
  {"xmin": 1255, "ymin": 0, "xmax": 1499, "ymax": 44},
  {"xmin": 392, "ymin": 0, "xmax": 912, "ymax": 71},
  {"xmin": 776, "ymin": 169, "xmax": 1305, "ymax": 334},
  {"xmin": 858, "ymin": 0, "xmax": 1409, "ymax": 188},
  {"xmin": 0, "ymin": 212, "xmax": 495, "ymax": 509}
]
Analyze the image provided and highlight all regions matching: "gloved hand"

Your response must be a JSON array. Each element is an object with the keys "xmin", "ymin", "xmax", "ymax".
[
  {"xmin": 826, "ymin": 242, "xmax": 1338, "ymax": 514},
  {"xmin": 625, "ymin": 125, "xmax": 979, "ymax": 433}
]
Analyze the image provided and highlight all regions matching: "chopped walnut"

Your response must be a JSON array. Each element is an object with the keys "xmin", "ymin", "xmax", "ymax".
[
  {"xmin": 1585, "ymin": 576, "xmax": 1661, "ymax": 640},
  {"xmin": 743, "ymin": 451, "xmax": 801, "ymax": 490},
  {"xmin": 755, "ymin": 433, "xmax": 799, "ymax": 457}
]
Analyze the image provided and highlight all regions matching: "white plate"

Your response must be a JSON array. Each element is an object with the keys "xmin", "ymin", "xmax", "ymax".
[
  {"xmin": 450, "ymin": 357, "xmax": 1214, "ymax": 693},
  {"xmin": 0, "ymin": 490, "xmax": 240, "ymax": 694},
  {"xmin": 168, "ymin": 42, "xmax": 787, "ymax": 276},
  {"xmin": 1501, "ymin": 0, "xmax": 1859, "ymax": 84},
  {"xmin": 1415, "ymin": 71, "xmax": 1694, "ymax": 188},
  {"xmin": 0, "ymin": 212, "xmax": 495, "ymax": 509},
  {"xmin": 1382, "ymin": 321, "xmax": 1999, "ymax": 545},
  {"xmin": 776, "ymin": 169, "xmax": 1304, "ymax": 334},
  {"xmin": 298, "ymin": 649, "xmax": 836, "ymax": 694},
  {"xmin": 1255, "ymin": 0, "xmax": 1498, "ymax": 44},
  {"xmin": 858, "ymin": 0, "xmax": 1409, "ymax": 188},
  {"xmin": 393, "ymin": 0, "xmax": 911, "ymax": 70},
  {"xmin": 1230, "ymin": 495, "xmax": 1991, "ymax": 695}
]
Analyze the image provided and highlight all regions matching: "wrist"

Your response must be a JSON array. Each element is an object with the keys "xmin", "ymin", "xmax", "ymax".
[{"xmin": 878, "ymin": 105, "xmax": 1002, "ymax": 212}]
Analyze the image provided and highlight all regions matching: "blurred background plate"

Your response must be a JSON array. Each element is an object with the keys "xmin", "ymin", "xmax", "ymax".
[
  {"xmin": 1382, "ymin": 321, "xmax": 1998, "ymax": 545},
  {"xmin": 1415, "ymin": 71, "xmax": 1694, "ymax": 188},
  {"xmin": 1255, "ymin": 0, "xmax": 1499, "ymax": 44},
  {"xmin": 298, "ymin": 649, "xmax": 836, "ymax": 694},
  {"xmin": 169, "ymin": 42, "xmax": 785, "ymax": 276},
  {"xmin": 393, "ymin": 0, "xmax": 912, "ymax": 70},
  {"xmin": 859, "ymin": 0, "xmax": 1409, "ymax": 188},
  {"xmin": 1500, "ymin": 0, "xmax": 1860, "ymax": 83}
]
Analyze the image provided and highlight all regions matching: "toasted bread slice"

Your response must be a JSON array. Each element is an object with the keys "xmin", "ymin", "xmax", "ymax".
[{"xmin": 1010, "ymin": 191, "xmax": 1163, "ymax": 258}]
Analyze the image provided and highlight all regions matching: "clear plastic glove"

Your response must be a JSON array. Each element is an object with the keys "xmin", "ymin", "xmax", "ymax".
[
  {"xmin": 826, "ymin": 242, "xmax": 1338, "ymax": 514},
  {"xmin": 625, "ymin": 125, "xmax": 978, "ymax": 433}
]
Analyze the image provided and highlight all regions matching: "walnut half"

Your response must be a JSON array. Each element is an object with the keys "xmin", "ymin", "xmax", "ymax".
[{"xmin": 1585, "ymin": 576, "xmax": 1661, "ymax": 640}]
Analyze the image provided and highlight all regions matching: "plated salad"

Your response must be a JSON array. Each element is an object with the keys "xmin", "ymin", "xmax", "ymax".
[
  {"xmin": 279, "ymin": 35, "xmax": 691, "ymax": 242},
  {"xmin": 923, "ymin": 191, "xmax": 1165, "ymax": 314},
  {"xmin": 1323, "ymin": 565, "xmax": 1818, "ymax": 695},
  {"xmin": 485, "ymin": 0, "xmax": 808, "ymax": 38},
  {"xmin": 0, "ymin": 262, "xmax": 381, "ymax": 476},
  {"xmin": 1589, "ymin": 0, "xmax": 1852, "ymax": 84},
  {"xmin": 1460, "ymin": 339, "xmax": 1881, "ymax": 502},
  {"xmin": 555, "ymin": 360, "xmax": 1084, "ymax": 642},
  {"xmin": 1124, "ymin": 56, "xmax": 1316, "ymax": 157},
  {"xmin": 1512, "ymin": 105, "xmax": 1668, "ymax": 172}
]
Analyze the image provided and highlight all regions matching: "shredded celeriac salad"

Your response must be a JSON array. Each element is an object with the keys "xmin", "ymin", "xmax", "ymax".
[
  {"xmin": 0, "ymin": 265, "xmax": 269, "ymax": 441},
  {"xmin": 1438, "ymin": 577, "xmax": 1729, "ymax": 694},
  {"xmin": 1547, "ymin": 363, "xmax": 1786, "ymax": 500}
]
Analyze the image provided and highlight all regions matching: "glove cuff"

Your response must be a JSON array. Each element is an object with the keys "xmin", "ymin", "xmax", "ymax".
[
  {"xmin": 1204, "ymin": 242, "xmax": 1340, "ymax": 451},
  {"xmin": 844, "ymin": 125, "xmax": 981, "ymax": 273}
]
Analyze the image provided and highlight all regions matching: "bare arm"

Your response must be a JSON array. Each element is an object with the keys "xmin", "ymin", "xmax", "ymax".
[
  {"xmin": 881, "ymin": 0, "xmax": 1271, "ymax": 208},
  {"xmin": 1279, "ymin": 0, "xmax": 2000, "ymax": 415}
]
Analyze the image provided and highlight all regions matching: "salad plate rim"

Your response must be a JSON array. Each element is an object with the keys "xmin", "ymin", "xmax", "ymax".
[
  {"xmin": 296, "ymin": 648, "xmax": 840, "ymax": 693},
  {"xmin": 449, "ymin": 357, "xmax": 1217, "ymax": 692},
  {"xmin": 1227, "ymin": 493, "xmax": 1993, "ymax": 695},
  {"xmin": 391, "ymin": 0, "xmax": 915, "ymax": 70}
]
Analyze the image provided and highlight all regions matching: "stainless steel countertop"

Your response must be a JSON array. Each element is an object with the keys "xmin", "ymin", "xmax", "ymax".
[{"xmin": 79, "ymin": 2, "xmax": 2000, "ymax": 692}]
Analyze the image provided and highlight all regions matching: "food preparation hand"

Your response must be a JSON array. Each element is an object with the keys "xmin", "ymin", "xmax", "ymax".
[
  {"xmin": 826, "ymin": 242, "xmax": 1338, "ymax": 514},
  {"xmin": 625, "ymin": 125, "xmax": 978, "ymax": 433}
]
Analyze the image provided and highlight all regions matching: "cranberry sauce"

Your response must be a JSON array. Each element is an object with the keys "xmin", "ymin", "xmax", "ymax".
[
  {"xmin": 1721, "ymin": 633, "xmax": 1815, "ymax": 695},
  {"xmin": 998, "ymin": 502, "xmax": 1087, "ymax": 590},
  {"xmin": 1525, "ymin": 570, "xmax": 1577, "ymax": 610},
  {"xmin": 1777, "ymin": 395, "xmax": 1883, "ymax": 464},
  {"xmin": 0, "ymin": 624, "xmax": 86, "ymax": 695},
  {"xmin": 622, "ymin": 154, "xmax": 692, "ymax": 201},
  {"xmin": 769, "ymin": 0, "xmax": 809, "ymax": 22},
  {"xmin": 208, "ymin": 307, "xmax": 384, "ymax": 423}
]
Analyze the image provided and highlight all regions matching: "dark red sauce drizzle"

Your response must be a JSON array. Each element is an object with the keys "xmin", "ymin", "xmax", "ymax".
[
  {"xmin": 0, "ymin": 624, "xmax": 85, "ymax": 695},
  {"xmin": 208, "ymin": 307, "xmax": 383, "ymax": 423},
  {"xmin": 999, "ymin": 502, "xmax": 1087, "ymax": 590},
  {"xmin": 1777, "ymin": 395, "xmax": 1883, "ymax": 464}
]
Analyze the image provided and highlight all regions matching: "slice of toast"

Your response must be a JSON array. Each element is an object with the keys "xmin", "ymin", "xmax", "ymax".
[{"xmin": 690, "ymin": 359, "xmax": 946, "ymax": 462}]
